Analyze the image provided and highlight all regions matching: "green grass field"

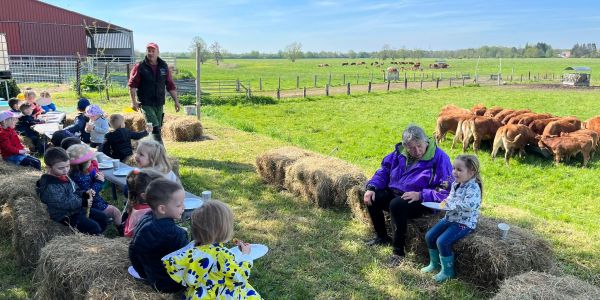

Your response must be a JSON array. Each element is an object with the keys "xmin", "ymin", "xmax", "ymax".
[
  {"xmin": 1, "ymin": 83, "xmax": 599, "ymax": 299},
  {"xmin": 177, "ymin": 58, "xmax": 600, "ymax": 90}
]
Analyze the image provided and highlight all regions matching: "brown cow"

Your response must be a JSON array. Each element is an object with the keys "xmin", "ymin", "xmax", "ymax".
[
  {"xmin": 463, "ymin": 116, "xmax": 502, "ymax": 152},
  {"xmin": 493, "ymin": 109, "xmax": 516, "ymax": 123},
  {"xmin": 528, "ymin": 117, "xmax": 561, "ymax": 135},
  {"xmin": 517, "ymin": 113, "xmax": 554, "ymax": 126},
  {"xmin": 501, "ymin": 109, "xmax": 531, "ymax": 124},
  {"xmin": 542, "ymin": 118, "xmax": 581, "ymax": 137},
  {"xmin": 471, "ymin": 104, "xmax": 487, "ymax": 116},
  {"xmin": 491, "ymin": 124, "xmax": 538, "ymax": 165},
  {"xmin": 583, "ymin": 116, "xmax": 600, "ymax": 134},
  {"xmin": 483, "ymin": 106, "xmax": 504, "ymax": 118},
  {"xmin": 538, "ymin": 136, "xmax": 593, "ymax": 167},
  {"xmin": 561, "ymin": 129, "xmax": 599, "ymax": 158},
  {"xmin": 439, "ymin": 104, "xmax": 471, "ymax": 117},
  {"xmin": 434, "ymin": 112, "xmax": 472, "ymax": 144}
]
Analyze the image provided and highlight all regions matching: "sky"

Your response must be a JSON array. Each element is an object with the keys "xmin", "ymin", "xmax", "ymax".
[{"xmin": 43, "ymin": 0, "xmax": 600, "ymax": 53}]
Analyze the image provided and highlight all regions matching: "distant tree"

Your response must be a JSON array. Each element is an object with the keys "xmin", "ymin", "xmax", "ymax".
[
  {"xmin": 378, "ymin": 44, "xmax": 393, "ymax": 60},
  {"xmin": 189, "ymin": 36, "xmax": 209, "ymax": 63},
  {"xmin": 347, "ymin": 50, "xmax": 357, "ymax": 59},
  {"xmin": 357, "ymin": 51, "xmax": 370, "ymax": 58},
  {"xmin": 210, "ymin": 42, "xmax": 223, "ymax": 65},
  {"xmin": 285, "ymin": 42, "xmax": 303, "ymax": 62}
]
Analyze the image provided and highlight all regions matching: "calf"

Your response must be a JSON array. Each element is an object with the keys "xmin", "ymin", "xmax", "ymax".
[
  {"xmin": 435, "ymin": 112, "xmax": 472, "ymax": 144},
  {"xmin": 529, "ymin": 117, "xmax": 561, "ymax": 135},
  {"xmin": 561, "ymin": 129, "xmax": 599, "ymax": 157},
  {"xmin": 463, "ymin": 116, "xmax": 502, "ymax": 152},
  {"xmin": 493, "ymin": 109, "xmax": 516, "ymax": 123},
  {"xmin": 539, "ymin": 136, "xmax": 593, "ymax": 167},
  {"xmin": 517, "ymin": 113, "xmax": 554, "ymax": 126},
  {"xmin": 583, "ymin": 116, "xmax": 600, "ymax": 134},
  {"xmin": 471, "ymin": 104, "xmax": 487, "ymax": 116},
  {"xmin": 501, "ymin": 109, "xmax": 531, "ymax": 125},
  {"xmin": 483, "ymin": 106, "xmax": 504, "ymax": 118},
  {"xmin": 542, "ymin": 118, "xmax": 581, "ymax": 137},
  {"xmin": 491, "ymin": 124, "xmax": 538, "ymax": 165},
  {"xmin": 439, "ymin": 104, "xmax": 471, "ymax": 117}
]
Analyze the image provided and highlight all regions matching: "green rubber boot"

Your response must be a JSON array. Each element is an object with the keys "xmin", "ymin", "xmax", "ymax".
[
  {"xmin": 433, "ymin": 254, "xmax": 455, "ymax": 283},
  {"xmin": 420, "ymin": 249, "xmax": 440, "ymax": 273}
]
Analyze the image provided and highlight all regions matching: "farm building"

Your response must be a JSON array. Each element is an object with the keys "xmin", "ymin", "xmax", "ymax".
[{"xmin": 0, "ymin": 0, "xmax": 134, "ymax": 61}]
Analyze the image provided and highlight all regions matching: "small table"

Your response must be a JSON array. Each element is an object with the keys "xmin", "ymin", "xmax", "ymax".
[{"xmin": 39, "ymin": 112, "xmax": 66, "ymax": 124}]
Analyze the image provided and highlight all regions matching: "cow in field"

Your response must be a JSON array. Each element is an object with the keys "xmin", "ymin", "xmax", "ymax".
[
  {"xmin": 462, "ymin": 116, "xmax": 503, "ymax": 152},
  {"xmin": 491, "ymin": 124, "xmax": 538, "ymax": 165},
  {"xmin": 483, "ymin": 106, "xmax": 504, "ymax": 118},
  {"xmin": 538, "ymin": 135, "xmax": 593, "ymax": 167},
  {"xmin": 471, "ymin": 104, "xmax": 487, "ymax": 116},
  {"xmin": 517, "ymin": 113, "xmax": 554, "ymax": 126},
  {"xmin": 342, "ymin": 62, "xmax": 349, "ymax": 66},
  {"xmin": 501, "ymin": 109, "xmax": 531, "ymax": 124},
  {"xmin": 542, "ymin": 118, "xmax": 581, "ymax": 137},
  {"xmin": 528, "ymin": 117, "xmax": 561, "ymax": 135},
  {"xmin": 561, "ymin": 129, "xmax": 599, "ymax": 157},
  {"xmin": 434, "ymin": 112, "xmax": 472, "ymax": 144},
  {"xmin": 493, "ymin": 109, "xmax": 516, "ymax": 123},
  {"xmin": 583, "ymin": 116, "xmax": 600, "ymax": 134}
]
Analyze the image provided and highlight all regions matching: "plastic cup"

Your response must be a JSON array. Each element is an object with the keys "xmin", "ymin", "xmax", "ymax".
[
  {"xmin": 202, "ymin": 191, "xmax": 212, "ymax": 201},
  {"xmin": 498, "ymin": 223, "xmax": 510, "ymax": 240},
  {"xmin": 147, "ymin": 122, "xmax": 153, "ymax": 128},
  {"xmin": 112, "ymin": 159, "xmax": 120, "ymax": 170},
  {"xmin": 58, "ymin": 124, "xmax": 63, "ymax": 130},
  {"xmin": 96, "ymin": 153, "xmax": 103, "ymax": 163}
]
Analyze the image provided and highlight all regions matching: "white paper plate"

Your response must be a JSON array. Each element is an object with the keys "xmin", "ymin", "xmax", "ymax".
[
  {"xmin": 113, "ymin": 168, "xmax": 134, "ymax": 176},
  {"xmin": 127, "ymin": 266, "xmax": 142, "ymax": 279},
  {"xmin": 98, "ymin": 162, "xmax": 113, "ymax": 169},
  {"xmin": 184, "ymin": 198, "xmax": 203, "ymax": 210},
  {"xmin": 229, "ymin": 244, "xmax": 269, "ymax": 261},
  {"xmin": 421, "ymin": 201, "xmax": 452, "ymax": 211}
]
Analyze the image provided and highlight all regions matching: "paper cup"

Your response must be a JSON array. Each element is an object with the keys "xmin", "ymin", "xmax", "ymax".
[
  {"xmin": 498, "ymin": 223, "xmax": 510, "ymax": 240},
  {"xmin": 58, "ymin": 124, "xmax": 63, "ymax": 130},
  {"xmin": 147, "ymin": 122, "xmax": 153, "ymax": 128},
  {"xmin": 112, "ymin": 159, "xmax": 120, "ymax": 170},
  {"xmin": 202, "ymin": 191, "xmax": 212, "ymax": 201}
]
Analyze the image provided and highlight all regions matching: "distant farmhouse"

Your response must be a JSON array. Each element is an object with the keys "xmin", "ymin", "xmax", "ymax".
[
  {"xmin": 0, "ymin": 0, "xmax": 133, "ymax": 61},
  {"xmin": 559, "ymin": 51, "xmax": 571, "ymax": 58}
]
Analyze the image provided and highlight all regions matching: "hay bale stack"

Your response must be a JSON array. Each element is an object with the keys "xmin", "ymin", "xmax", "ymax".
[
  {"xmin": 492, "ymin": 271, "xmax": 600, "ymax": 300},
  {"xmin": 404, "ymin": 215, "xmax": 554, "ymax": 287},
  {"xmin": 123, "ymin": 114, "xmax": 147, "ymax": 131},
  {"xmin": 346, "ymin": 184, "xmax": 371, "ymax": 224},
  {"xmin": 0, "ymin": 203, "xmax": 13, "ymax": 237},
  {"xmin": 162, "ymin": 118, "xmax": 203, "ymax": 142},
  {"xmin": 255, "ymin": 147, "xmax": 314, "ymax": 188},
  {"xmin": 10, "ymin": 196, "xmax": 72, "ymax": 269},
  {"xmin": 284, "ymin": 156, "xmax": 367, "ymax": 208},
  {"xmin": 0, "ymin": 166, "xmax": 41, "ymax": 206},
  {"xmin": 34, "ymin": 234, "xmax": 174, "ymax": 300}
]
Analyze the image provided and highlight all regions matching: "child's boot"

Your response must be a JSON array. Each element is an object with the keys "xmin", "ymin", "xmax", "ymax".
[
  {"xmin": 420, "ymin": 249, "xmax": 440, "ymax": 273},
  {"xmin": 433, "ymin": 254, "xmax": 455, "ymax": 283}
]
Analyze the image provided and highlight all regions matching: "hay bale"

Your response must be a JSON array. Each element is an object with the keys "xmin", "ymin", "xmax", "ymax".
[
  {"xmin": 10, "ymin": 196, "xmax": 72, "ymax": 269},
  {"xmin": 0, "ymin": 203, "xmax": 13, "ymax": 237},
  {"xmin": 123, "ymin": 114, "xmax": 147, "ymax": 131},
  {"xmin": 255, "ymin": 147, "xmax": 314, "ymax": 188},
  {"xmin": 405, "ymin": 215, "xmax": 554, "ymax": 288},
  {"xmin": 492, "ymin": 271, "xmax": 600, "ymax": 300},
  {"xmin": 19, "ymin": 135, "xmax": 35, "ymax": 150},
  {"xmin": 162, "ymin": 118, "xmax": 203, "ymax": 142},
  {"xmin": 346, "ymin": 185, "xmax": 371, "ymax": 224},
  {"xmin": 0, "ymin": 165, "xmax": 42, "ymax": 206},
  {"xmin": 34, "ymin": 234, "xmax": 175, "ymax": 300},
  {"xmin": 64, "ymin": 113, "xmax": 78, "ymax": 127},
  {"xmin": 284, "ymin": 156, "xmax": 367, "ymax": 208}
]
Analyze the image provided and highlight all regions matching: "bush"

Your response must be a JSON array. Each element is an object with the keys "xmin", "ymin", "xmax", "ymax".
[
  {"xmin": 73, "ymin": 74, "xmax": 105, "ymax": 92},
  {"xmin": 0, "ymin": 80, "xmax": 20, "ymax": 100},
  {"xmin": 179, "ymin": 94, "xmax": 277, "ymax": 106},
  {"xmin": 173, "ymin": 69, "xmax": 195, "ymax": 80}
]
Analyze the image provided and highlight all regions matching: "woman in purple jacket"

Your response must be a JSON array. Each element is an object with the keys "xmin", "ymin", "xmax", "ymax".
[{"xmin": 363, "ymin": 125, "xmax": 453, "ymax": 267}]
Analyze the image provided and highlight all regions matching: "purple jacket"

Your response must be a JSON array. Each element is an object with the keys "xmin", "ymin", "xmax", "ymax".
[{"xmin": 367, "ymin": 139, "xmax": 454, "ymax": 203}]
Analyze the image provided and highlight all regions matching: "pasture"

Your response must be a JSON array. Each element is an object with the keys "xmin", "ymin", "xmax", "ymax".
[
  {"xmin": 1, "ymin": 83, "xmax": 599, "ymax": 299},
  {"xmin": 177, "ymin": 58, "xmax": 600, "ymax": 90}
]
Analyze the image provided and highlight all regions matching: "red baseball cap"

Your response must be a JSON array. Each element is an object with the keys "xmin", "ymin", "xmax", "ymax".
[{"xmin": 146, "ymin": 42, "xmax": 159, "ymax": 50}]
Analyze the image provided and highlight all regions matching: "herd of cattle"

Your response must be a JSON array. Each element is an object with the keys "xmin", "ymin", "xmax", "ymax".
[
  {"xmin": 317, "ymin": 61, "xmax": 433, "ymax": 70},
  {"xmin": 435, "ymin": 104, "xmax": 600, "ymax": 167}
]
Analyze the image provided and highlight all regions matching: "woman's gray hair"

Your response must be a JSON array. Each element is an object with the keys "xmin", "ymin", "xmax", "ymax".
[{"xmin": 402, "ymin": 125, "xmax": 429, "ymax": 145}]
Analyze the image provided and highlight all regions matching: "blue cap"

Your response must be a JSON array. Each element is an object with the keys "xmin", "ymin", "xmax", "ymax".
[{"xmin": 77, "ymin": 98, "xmax": 90, "ymax": 111}]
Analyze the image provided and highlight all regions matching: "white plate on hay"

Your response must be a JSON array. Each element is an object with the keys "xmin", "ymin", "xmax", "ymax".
[
  {"xmin": 98, "ymin": 162, "xmax": 113, "ymax": 169},
  {"xmin": 128, "ymin": 266, "xmax": 143, "ymax": 279},
  {"xmin": 113, "ymin": 167, "xmax": 134, "ymax": 176},
  {"xmin": 422, "ymin": 201, "xmax": 452, "ymax": 211},
  {"xmin": 229, "ymin": 244, "xmax": 269, "ymax": 262},
  {"xmin": 184, "ymin": 198, "xmax": 203, "ymax": 210}
]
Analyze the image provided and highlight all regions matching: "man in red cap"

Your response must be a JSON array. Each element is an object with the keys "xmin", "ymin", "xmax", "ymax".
[{"xmin": 128, "ymin": 42, "xmax": 180, "ymax": 143}]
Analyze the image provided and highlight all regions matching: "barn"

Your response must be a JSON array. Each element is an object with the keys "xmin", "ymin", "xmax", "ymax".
[{"xmin": 0, "ymin": 0, "xmax": 134, "ymax": 61}]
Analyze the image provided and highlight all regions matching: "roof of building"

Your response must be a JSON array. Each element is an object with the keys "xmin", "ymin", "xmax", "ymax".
[{"xmin": 564, "ymin": 66, "xmax": 591, "ymax": 72}]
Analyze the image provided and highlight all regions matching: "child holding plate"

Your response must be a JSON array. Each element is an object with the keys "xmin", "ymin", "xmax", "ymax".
[{"xmin": 421, "ymin": 154, "xmax": 482, "ymax": 283}]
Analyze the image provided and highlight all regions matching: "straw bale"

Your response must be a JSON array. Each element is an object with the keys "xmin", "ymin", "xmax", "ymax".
[
  {"xmin": 256, "ymin": 147, "xmax": 314, "ymax": 188},
  {"xmin": 0, "ymin": 165, "xmax": 42, "ymax": 206},
  {"xmin": 492, "ymin": 271, "xmax": 600, "ymax": 300},
  {"xmin": 64, "ymin": 114, "xmax": 76, "ymax": 126},
  {"xmin": 123, "ymin": 114, "xmax": 147, "ymax": 131},
  {"xmin": 0, "ymin": 203, "xmax": 13, "ymax": 237},
  {"xmin": 19, "ymin": 135, "xmax": 35, "ymax": 150},
  {"xmin": 405, "ymin": 215, "xmax": 554, "ymax": 288},
  {"xmin": 34, "ymin": 234, "xmax": 174, "ymax": 300},
  {"xmin": 162, "ymin": 118, "xmax": 203, "ymax": 142},
  {"xmin": 284, "ymin": 155, "xmax": 367, "ymax": 208},
  {"xmin": 346, "ymin": 185, "xmax": 371, "ymax": 224},
  {"xmin": 10, "ymin": 196, "xmax": 72, "ymax": 269}
]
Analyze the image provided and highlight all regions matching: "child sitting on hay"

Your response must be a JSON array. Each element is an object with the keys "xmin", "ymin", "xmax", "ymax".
[
  {"xmin": 16, "ymin": 102, "xmax": 45, "ymax": 154},
  {"xmin": 123, "ymin": 169, "xmax": 164, "ymax": 238},
  {"xmin": 84, "ymin": 104, "xmax": 109, "ymax": 149},
  {"xmin": 66, "ymin": 144, "xmax": 122, "ymax": 229},
  {"xmin": 421, "ymin": 154, "xmax": 482, "ymax": 283},
  {"xmin": 0, "ymin": 110, "xmax": 41, "ymax": 170},
  {"xmin": 64, "ymin": 98, "xmax": 91, "ymax": 144},
  {"xmin": 102, "ymin": 114, "xmax": 151, "ymax": 162},
  {"xmin": 134, "ymin": 139, "xmax": 180, "ymax": 183},
  {"xmin": 37, "ymin": 147, "xmax": 108, "ymax": 234},
  {"xmin": 129, "ymin": 178, "xmax": 189, "ymax": 293},
  {"xmin": 163, "ymin": 200, "xmax": 262, "ymax": 300}
]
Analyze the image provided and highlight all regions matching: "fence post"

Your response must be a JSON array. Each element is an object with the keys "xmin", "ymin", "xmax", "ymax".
[
  {"xmin": 303, "ymin": 87, "xmax": 306, "ymax": 98},
  {"xmin": 126, "ymin": 64, "xmax": 130, "ymax": 81},
  {"xmin": 420, "ymin": 78, "xmax": 423, "ymax": 89},
  {"xmin": 259, "ymin": 78, "xmax": 263, "ymax": 91},
  {"xmin": 314, "ymin": 75, "xmax": 317, "ymax": 88},
  {"xmin": 528, "ymin": 71, "xmax": 531, "ymax": 81},
  {"xmin": 296, "ymin": 76, "xmax": 299, "ymax": 89},
  {"xmin": 436, "ymin": 78, "xmax": 440, "ymax": 89},
  {"xmin": 449, "ymin": 78, "xmax": 452, "ymax": 87},
  {"xmin": 326, "ymin": 84, "xmax": 329, "ymax": 96},
  {"xmin": 387, "ymin": 80, "xmax": 390, "ymax": 92},
  {"xmin": 404, "ymin": 77, "xmax": 408, "ymax": 89},
  {"xmin": 521, "ymin": 74, "xmax": 523, "ymax": 82},
  {"xmin": 462, "ymin": 77, "xmax": 465, "ymax": 86},
  {"xmin": 537, "ymin": 73, "xmax": 540, "ymax": 81},
  {"xmin": 278, "ymin": 77, "xmax": 281, "ymax": 90},
  {"xmin": 368, "ymin": 81, "xmax": 372, "ymax": 93},
  {"xmin": 343, "ymin": 74, "xmax": 346, "ymax": 85},
  {"xmin": 196, "ymin": 46, "xmax": 202, "ymax": 120},
  {"xmin": 277, "ymin": 88, "xmax": 281, "ymax": 99},
  {"xmin": 236, "ymin": 79, "xmax": 240, "ymax": 92},
  {"xmin": 76, "ymin": 59, "xmax": 81, "ymax": 98},
  {"xmin": 347, "ymin": 83, "xmax": 350, "ymax": 95},
  {"xmin": 356, "ymin": 72, "xmax": 359, "ymax": 84},
  {"xmin": 328, "ymin": 72, "xmax": 332, "ymax": 86},
  {"xmin": 104, "ymin": 63, "xmax": 109, "ymax": 101}
]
